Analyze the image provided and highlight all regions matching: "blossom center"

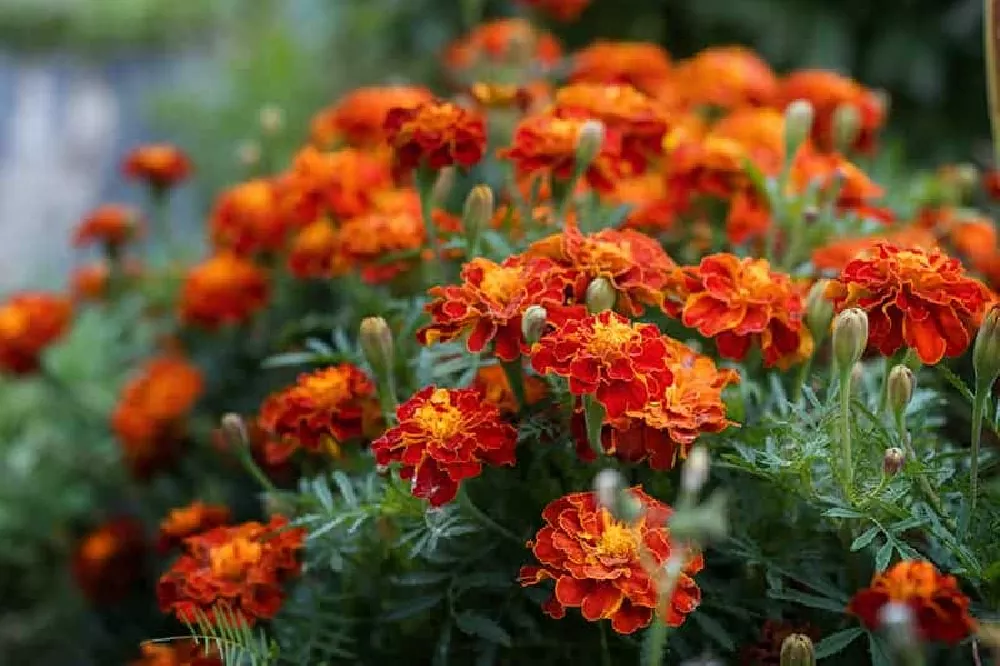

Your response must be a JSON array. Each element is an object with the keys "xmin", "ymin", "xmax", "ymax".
[
  {"xmin": 587, "ymin": 317, "xmax": 637, "ymax": 357},
  {"xmin": 209, "ymin": 537, "xmax": 263, "ymax": 580},
  {"xmin": 595, "ymin": 513, "xmax": 639, "ymax": 559},
  {"xmin": 0, "ymin": 306, "xmax": 28, "ymax": 339},
  {"xmin": 738, "ymin": 261, "xmax": 773, "ymax": 296},
  {"xmin": 303, "ymin": 371, "xmax": 350, "ymax": 406},
  {"xmin": 479, "ymin": 266, "xmax": 524, "ymax": 302},
  {"xmin": 413, "ymin": 388, "xmax": 465, "ymax": 440},
  {"xmin": 81, "ymin": 532, "xmax": 117, "ymax": 563}
]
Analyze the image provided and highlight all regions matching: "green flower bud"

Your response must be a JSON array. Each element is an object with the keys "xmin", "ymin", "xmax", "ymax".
[
  {"xmin": 462, "ymin": 185, "xmax": 494, "ymax": 237},
  {"xmin": 575, "ymin": 120, "xmax": 605, "ymax": 169},
  {"xmin": 887, "ymin": 365, "xmax": 915, "ymax": 418},
  {"xmin": 433, "ymin": 166, "xmax": 456, "ymax": 204},
  {"xmin": 593, "ymin": 469, "xmax": 642, "ymax": 524},
  {"xmin": 259, "ymin": 104, "xmax": 285, "ymax": 136},
  {"xmin": 832, "ymin": 104, "xmax": 861, "ymax": 152},
  {"xmin": 832, "ymin": 308, "xmax": 868, "ymax": 372},
  {"xmin": 220, "ymin": 412, "xmax": 249, "ymax": 449},
  {"xmin": 974, "ymin": 305, "xmax": 1000, "ymax": 389},
  {"xmin": 883, "ymin": 447, "xmax": 905, "ymax": 476},
  {"xmin": 780, "ymin": 634, "xmax": 815, "ymax": 666},
  {"xmin": 784, "ymin": 99, "xmax": 815, "ymax": 156},
  {"xmin": 360, "ymin": 316, "xmax": 394, "ymax": 373},
  {"xmin": 681, "ymin": 446, "xmax": 709, "ymax": 496},
  {"xmin": 521, "ymin": 305, "xmax": 548, "ymax": 345},
  {"xmin": 805, "ymin": 280, "xmax": 834, "ymax": 345},
  {"xmin": 585, "ymin": 277, "xmax": 616, "ymax": 313}
]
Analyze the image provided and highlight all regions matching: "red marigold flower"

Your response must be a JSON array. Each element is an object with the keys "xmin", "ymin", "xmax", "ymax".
[
  {"xmin": 516, "ymin": 0, "xmax": 591, "ymax": 21},
  {"xmin": 778, "ymin": 70, "xmax": 886, "ymax": 153},
  {"xmin": 259, "ymin": 364, "xmax": 380, "ymax": 460},
  {"xmin": 286, "ymin": 220, "xmax": 348, "ymax": 279},
  {"xmin": 530, "ymin": 310, "xmax": 673, "ymax": 418},
  {"xmin": 676, "ymin": 254, "xmax": 813, "ymax": 368},
  {"xmin": 158, "ymin": 501, "xmax": 232, "ymax": 553},
  {"xmin": 157, "ymin": 516, "xmax": 305, "ymax": 626},
  {"xmin": 789, "ymin": 144, "xmax": 889, "ymax": 222},
  {"xmin": 371, "ymin": 386, "xmax": 518, "ymax": 506},
  {"xmin": 123, "ymin": 144, "xmax": 192, "ymax": 191},
  {"xmin": 277, "ymin": 146, "xmax": 392, "ymax": 226},
  {"xmin": 673, "ymin": 46, "xmax": 778, "ymax": 110},
  {"xmin": 0, "ymin": 292, "xmax": 72, "ymax": 375},
  {"xmin": 825, "ymin": 242, "xmax": 990, "ymax": 364},
  {"xmin": 444, "ymin": 18, "xmax": 562, "ymax": 73},
  {"xmin": 384, "ymin": 100, "xmax": 487, "ymax": 176},
  {"xmin": 570, "ymin": 40, "xmax": 673, "ymax": 97},
  {"xmin": 500, "ymin": 113, "xmax": 627, "ymax": 192},
  {"xmin": 179, "ymin": 253, "xmax": 270, "ymax": 329},
  {"xmin": 71, "ymin": 261, "xmax": 144, "ymax": 302},
  {"xmin": 811, "ymin": 227, "xmax": 938, "ymax": 274},
  {"xmin": 130, "ymin": 640, "xmax": 222, "ymax": 666},
  {"xmin": 210, "ymin": 179, "xmax": 289, "ymax": 255},
  {"xmin": 338, "ymin": 208, "xmax": 424, "ymax": 283},
  {"xmin": 518, "ymin": 488, "xmax": 703, "ymax": 634},
  {"xmin": 417, "ymin": 256, "xmax": 568, "ymax": 360},
  {"xmin": 847, "ymin": 560, "xmax": 976, "ymax": 644},
  {"xmin": 72, "ymin": 517, "xmax": 146, "ymax": 604},
  {"xmin": 73, "ymin": 204, "xmax": 143, "ymax": 249},
  {"xmin": 111, "ymin": 355, "xmax": 204, "ymax": 479},
  {"xmin": 983, "ymin": 169, "xmax": 1000, "ymax": 201},
  {"xmin": 472, "ymin": 365, "xmax": 549, "ymax": 415},
  {"xmin": 310, "ymin": 86, "xmax": 433, "ymax": 149}
]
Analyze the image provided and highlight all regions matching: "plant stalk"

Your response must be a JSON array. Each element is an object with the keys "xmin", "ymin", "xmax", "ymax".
[{"xmin": 501, "ymin": 359, "xmax": 527, "ymax": 414}]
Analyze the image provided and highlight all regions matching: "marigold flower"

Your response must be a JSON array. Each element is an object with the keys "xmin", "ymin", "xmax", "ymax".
[
  {"xmin": 72, "ymin": 517, "xmax": 146, "ymax": 604},
  {"xmin": 310, "ymin": 86, "xmax": 434, "ymax": 148},
  {"xmin": 158, "ymin": 501, "xmax": 232, "ymax": 553},
  {"xmin": 337, "ymin": 208, "xmax": 425, "ymax": 283},
  {"xmin": 179, "ymin": 253, "xmax": 270, "ymax": 329},
  {"xmin": 948, "ymin": 216, "xmax": 998, "ymax": 276},
  {"xmin": 676, "ymin": 254, "xmax": 813, "ymax": 368},
  {"xmin": 384, "ymin": 100, "xmax": 487, "ymax": 176},
  {"xmin": 210, "ymin": 179, "xmax": 289, "ymax": 255},
  {"xmin": 848, "ymin": 560, "xmax": 975, "ymax": 643},
  {"xmin": 131, "ymin": 640, "xmax": 222, "ymax": 666},
  {"xmin": 259, "ymin": 364, "xmax": 379, "ymax": 460},
  {"xmin": 778, "ymin": 70, "xmax": 885, "ymax": 153},
  {"xmin": 531, "ymin": 310, "xmax": 673, "ymax": 418},
  {"xmin": 517, "ymin": 0, "xmax": 590, "ymax": 21},
  {"xmin": 157, "ymin": 516, "xmax": 305, "ymax": 626},
  {"xmin": 444, "ymin": 18, "xmax": 562, "ymax": 73},
  {"xmin": 472, "ymin": 365, "xmax": 549, "ymax": 415},
  {"xmin": 518, "ymin": 488, "xmax": 703, "ymax": 634},
  {"xmin": 570, "ymin": 41, "xmax": 673, "ymax": 96},
  {"xmin": 500, "ymin": 113, "xmax": 626, "ymax": 192},
  {"xmin": 789, "ymin": 144, "xmax": 889, "ymax": 221},
  {"xmin": 417, "ymin": 256, "xmax": 568, "ymax": 360},
  {"xmin": 285, "ymin": 219, "xmax": 347, "ymax": 279},
  {"xmin": 73, "ymin": 204, "xmax": 143, "ymax": 249},
  {"xmin": 811, "ymin": 227, "xmax": 937, "ymax": 273},
  {"xmin": 277, "ymin": 146, "xmax": 392, "ymax": 226},
  {"xmin": 825, "ymin": 242, "xmax": 990, "ymax": 364},
  {"xmin": 611, "ymin": 173, "xmax": 677, "ymax": 232},
  {"xmin": 112, "ymin": 355, "xmax": 204, "ymax": 479},
  {"xmin": 371, "ymin": 386, "xmax": 518, "ymax": 506},
  {"xmin": 0, "ymin": 292, "xmax": 72, "ymax": 374},
  {"xmin": 673, "ymin": 46, "xmax": 778, "ymax": 110},
  {"xmin": 983, "ymin": 169, "xmax": 1000, "ymax": 201},
  {"xmin": 123, "ymin": 144, "xmax": 192, "ymax": 190}
]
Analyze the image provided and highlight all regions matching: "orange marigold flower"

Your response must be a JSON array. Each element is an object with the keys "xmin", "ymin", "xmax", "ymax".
[
  {"xmin": 517, "ymin": 0, "xmax": 590, "ymax": 21},
  {"xmin": 338, "ymin": 208, "xmax": 424, "ymax": 284},
  {"xmin": 73, "ymin": 204, "xmax": 143, "ymax": 249},
  {"xmin": 210, "ymin": 179, "xmax": 289, "ymax": 255},
  {"xmin": 778, "ymin": 69, "xmax": 885, "ymax": 153},
  {"xmin": 518, "ymin": 488, "xmax": 703, "ymax": 634},
  {"xmin": 122, "ymin": 144, "xmax": 192, "ymax": 190},
  {"xmin": 525, "ymin": 223, "xmax": 677, "ymax": 316},
  {"xmin": 811, "ymin": 227, "xmax": 938, "ymax": 274},
  {"xmin": 677, "ymin": 254, "xmax": 813, "ymax": 368},
  {"xmin": 0, "ymin": 292, "xmax": 72, "ymax": 375},
  {"xmin": 384, "ymin": 100, "xmax": 487, "ymax": 176},
  {"xmin": 417, "ymin": 256, "xmax": 568, "ymax": 360},
  {"xmin": 371, "ymin": 386, "xmax": 518, "ymax": 506},
  {"xmin": 790, "ymin": 144, "xmax": 889, "ymax": 222},
  {"xmin": 847, "ymin": 560, "xmax": 976, "ymax": 644},
  {"xmin": 948, "ymin": 216, "xmax": 998, "ymax": 275},
  {"xmin": 157, "ymin": 516, "xmax": 305, "ymax": 626},
  {"xmin": 825, "ymin": 242, "xmax": 991, "ymax": 364},
  {"xmin": 472, "ymin": 365, "xmax": 549, "ymax": 415},
  {"xmin": 444, "ymin": 18, "xmax": 562, "ymax": 72},
  {"xmin": 277, "ymin": 146, "xmax": 392, "ymax": 226},
  {"xmin": 310, "ymin": 86, "xmax": 433, "ymax": 148},
  {"xmin": 179, "ymin": 253, "xmax": 269, "ymax": 329},
  {"xmin": 530, "ymin": 310, "xmax": 673, "ymax": 418},
  {"xmin": 112, "ymin": 355, "xmax": 204, "ymax": 479},
  {"xmin": 259, "ymin": 364, "xmax": 379, "ymax": 460},
  {"xmin": 286, "ymin": 219, "xmax": 347, "ymax": 279},
  {"xmin": 570, "ymin": 40, "xmax": 673, "ymax": 97},
  {"xmin": 500, "ymin": 113, "xmax": 627, "ymax": 192},
  {"xmin": 131, "ymin": 640, "xmax": 221, "ymax": 666},
  {"xmin": 611, "ymin": 173, "xmax": 677, "ymax": 232},
  {"xmin": 469, "ymin": 81, "xmax": 550, "ymax": 113},
  {"xmin": 158, "ymin": 501, "xmax": 232, "ymax": 553},
  {"xmin": 673, "ymin": 46, "xmax": 778, "ymax": 110},
  {"xmin": 72, "ymin": 517, "xmax": 146, "ymax": 604},
  {"xmin": 71, "ymin": 261, "xmax": 143, "ymax": 302}
]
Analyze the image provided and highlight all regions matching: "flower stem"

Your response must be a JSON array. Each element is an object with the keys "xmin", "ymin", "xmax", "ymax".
[
  {"xmin": 970, "ymin": 379, "xmax": 989, "ymax": 516},
  {"xmin": 839, "ymin": 366, "xmax": 854, "ymax": 492},
  {"xmin": 457, "ymin": 487, "xmax": 521, "ymax": 544},
  {"xmin": 583, "ymin": 394, "xmax": 606, "ymax": 457},
  {"xmin": 501, "ymin": 359, "xmax": 527, "ymax": 413},
  {"xmin": 416, "ymin": 168, "xmax": 444, "ymax": 286}
]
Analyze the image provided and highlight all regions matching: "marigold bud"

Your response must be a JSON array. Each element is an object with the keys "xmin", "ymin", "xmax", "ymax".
[
  {"xmin": 784, "ymin": 99, "xmax": 814, "ymax": 156},
  {"xmin": 360, "ymin": 316, "xmax": 394, "ymax": 372},
  {"xmin": 236, "ymin": 140, "xmax": 261, "ymax": 168},
  {"xmin": 259, "ymin": 104, "xmax": 285, "ymax": 136},
  {"xmin": 521, "ymin": 305, "xmax": 548, "ymax": 345},
  {"xmin": 594, "ymin": 469, "xmax": 623, "ymax": 510},
  {"xmin": 462, "ymin": 185, "xmax": 494, "ymax": 238},
  {"xmin": 779, "ymin": 633, "xmax": 816, "ymax": 666},
  {"xmin": 585, "ymin": 277, "xmax": 616, "ymax": 314},
  {"xmin": 805, "ymin": 280, "xmax": 834, "ymax": 345},
  {"xmin": 883, "ymin": 447, "xmax": 905, "ymax": 476},
  {"xmin": 433, "ymin": 167, "xmax": 456, "ymax": 204},
  {"xmin": 803, "ymin": 206, "xmax": 819, "ymax": 224},
  {"xmin": 974, "ymin": 304, "xmax": 1000, "ymax": 389},
  {"xmin": 832, "ymin": 104, "xmax": 861, "ymax": 152},
  {"xmin": 221, "ymin": 413, "xmax": 249, "ymax": 448},
  {"xmin": 832, "ymin": 308, "xmax": 868, "ymax": 372},
  {"xmin": 887, "ymin": 365, "xmax": 915, "ymax": 417},
  {"xmin": 681, "ymin": 446, "xmax": 710, "ymax": 496},
  {"xmin": 575, "ymin": 120, "xmax": 605, "ymax": 169}
]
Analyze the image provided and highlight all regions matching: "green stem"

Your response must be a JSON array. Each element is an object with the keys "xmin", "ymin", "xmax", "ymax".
[
  {"xmin": 839, "ymin": 367, "xmax": 854, "ymax": 492},
  {"xmin": 583, "ymin": 394, "xmax": 606, "ymax": 457},
  {"xmin": 501, "ymin": 359, "xmax": 527, "ymax": 413},
  {"xmin": 970, "ymin": 380, "xmax": 989, "ymax": 516},
  {"xmin": 793, "ymin": 355, "xmax": 813, "ymax": 402},
  {"xmin": 902, "ymin": 437, "xmax": 958, "ymax": 533},
  {"xmin": 642, "ymin": 619, "xmax": 669, "ymax": 666},
  {"xmin": 457, "ymin": 488, "xmax": 521, "ymax": 544},
  {"xmin": 599, "ymin": 622, "xmax": 612, "ymax": 666},
  {"xmin": 416, "ymin": 168, "xmax": 444, "ymax": 286},
  {"xmin": 234, "ymin": 439, "xmax": 278, "ymax": 495},
  {"xmin": 148, "ymin": 188, "xmax": 174, "ymax": 260},
  {"xmin": 377, "ymin": 374, "xmax": 399, "ymax": 426},
  {"xmin": 985, "ymin": 0, "xmax": 1000, "ymax": 163}
]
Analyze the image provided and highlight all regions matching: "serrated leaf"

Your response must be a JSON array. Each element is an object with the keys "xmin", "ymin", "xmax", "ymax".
[
  {"xmin": 331, "ymin": 471, "xmax": 357, "ymax": 506},
  {"xmin": 868, "ymin": 633, "xmax": 892, "ymax": 666},
  {"xmin": 454, "ymin": 612, "xmax": 512, "ymax": 648},
  {"xmin": 814, "ymin": 627, "xmax": 863, "ymax": 658},
  {"xmin": 875, "ymin": 540, "xmax": 894, "ymax": 572},
  {"xmin": 380, "ymin": 593, "xmax": 444, "ymax": 621},
  {"xmin": 823, "ymin": 507, "xmax": 865, "ymax": 519},
  {"xmin": 690, "ymin": 611, "xmax": 735, "ymax": 651},
  {"xmin": 768, "ymin": 589, "xmax": 846, "ymax": 613},
  {"xmin": 391, "ymin": 571, "xmax": 452, "ymax": 586},
  {"xmin": 851, "ymin": 526, "xmax": 879, "ymax": 552}
]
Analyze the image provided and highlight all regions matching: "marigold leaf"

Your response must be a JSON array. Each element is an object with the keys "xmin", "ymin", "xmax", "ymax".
[
  {"xmin": 823, "ymin": 507, "xmax": 865, "ymax": 519},
  {"xmin": 380, "ymin": 593, "xmax": 445, "ymax": 622},
  {"xmin": 875, "ymin": 540, "xmax": 894, "ymax": 572},
  {"xmin": 814, "ymin": 627, "xmax": 863, "ymax": 658},
  {"xmin": 768, "ymin": 589, "xmax": 845, "ymax": 613},
  {"xmin": 690, "ymin": 611, "xmax": 735, "ymax": 650},
  {"xmin": 850, "ymin": 526, "xmax": 879, "ymax": 552},
  {"xmin": 454, "ymin": 611, "xmax": 512, "ymax": 648}
]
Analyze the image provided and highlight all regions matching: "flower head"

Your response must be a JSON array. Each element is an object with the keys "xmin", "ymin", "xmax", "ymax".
[
  {"xmin": 0, "ymin": 292, "xmax": 72, "ymax": 374},
  {"xmin": 130, "ymin": 640, "xmax": 221, "ymax": 666},
  {"xmin": 157, "ymin": 516, "xmax": 305, "ymax": 626},
  {"xmin": 518, "ymin": 488, "xmax": 703, "ymax": 634},
  {"xmin": 277, "ymin": 147, "xmax": 392, "ymax": 226},
  {"xmin": 570, "ymin": 41, "xmax": 673, "ymax": 96},
  {"xmin": 74, "ymin": 204, "xmax": 143, "ymax": 249},
  {"xmin": 72, "ymin": 517, "xmax": 146, "ymax": 604},
  {"xmin": 825, "ymin": 242, "xmax": 991, "ymax": 364},
  {"xmin": 673, "ymin": 47, "xmax": 778, "ymax": 110},
  {"xmin": 778, "ymin": 70, "xmax": 885, "ymax": 153},
  {"xmin": 789, "ymin": 144, "xmax": 888, "ymax": 221},
  {"xmin": 516, "ymin": 0, "xmax": 591, "ymax": 21},
  {"xmin": 210, "ymin": 179, "xmax": 289, "ymax": 255},
  {"xmin": 310, "ymin": 86, "xmax": 434, "ymax": 148},
  {"xmin": 384, "ymin": 100, "xmax": 487, "ymax": 176},
  {"xmin": 123, "ymin": 144, "xmax": 191, "ymax": 190},
  {"xmin": 179, "ymin": 253, "xmax": 270, "ymax": 329},
  {"xmin": 848, "ymin": 560, "xmax": 976, "ymax": 644},
  {"xmin": 285, "ymin": 219, "xmax": 347, "ymax": 279},
  {"xmin": 371, "ymin": 386, "xmax": 518, "ymax": 506},
  {"xmin": 444, "ymin": 18, "xmax": 562, "ymax": 73},
  {"xmin": 811, "ymin": 227, "xmax": 937, "ymax": 273},
  {"xmin": 158, "ymin": 501, "xmax": 232, "ymax": 553}
]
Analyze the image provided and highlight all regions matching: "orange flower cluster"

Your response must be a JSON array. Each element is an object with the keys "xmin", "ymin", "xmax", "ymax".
[
  {"xmin": 371, "ymin": 386, "xmax": 518, "ymax": 506},
  {"xmin": 259, "ymin": 364, "xmax": 379, "ymax": 463},
  {"xmin": 72, "ymin": 261, "xmax": 144, "ymax": 302},
  {"xmin": 111, "ymin": 355, "xmax": 204, "ymax": 479},
  {"xmin": 0, "ymin": 292, "xmax": 72, "ymax": 374},
  {"xmin": 472, "ymin": 365, "xmax": 549, "ymax": 415},
  {"xmin": 157, "ymin": 516, "xmax": 305, "ymax": 626},
  {"xmin": 179, "ymin": 253, "xmax": 270, "ymax": 329},
  {"xmin": 384, "ymin": 100, "xmax": 487, "ymax": 176},
  {"xmin": 158, "ymin": 501, "xmax": 232, "ymax": 553},
  {"xmin": 417, "ymin": 256, "xmax": 567, "ymax": 360},
  {"xmin": 778, "ymin": 70, "xmax": 885, "ymax": 152},
  {"xmin": 517, "ymin": 0, "xmax": 591, "ymax": 21},
  {"xmin": 826, "ymin": 242, "xmax": 990, "ymax": 364},
  {"xmin": 123, "ymin": 144, "xmax": 192, "ymax": 191},
  {"xmin": 531, "ymin": 310, "xmax": 673, "ymax": 418},
  {"xmin": 519, "ymin": 488, "xmax": 703, "ymax": 634},
  {"xmin": 130, "ymin": 640, "xmax": 221, "ymax": 666},
  {"xmin": 444, "ymin": 18, "xmax": 562, "ymax": 73},
  {"xmin": 673, "ymin": 47, "xmax": 778, "ymax": 110},
  {"xmin": 286, "ymin": 219, "xmax": 345, "ymax": 279},
  {"xmin": 277, "ymin": 146, "xmax": 392, "ymax": 226},
  {"xmin": 789, "ymin": 143, "xmax": 889, "ymax": 222},
  {"xmin": 72, "ymin": 517, "xmax": 146, "ymax": 604},
  {"xmin": 74, "ymin": 204, "xmax": 143, "ymax": 249},
  {"xmin": 310, "ymin": 85, "xmax": 433, "ymax": 148},
  {"xmin": 337, "ymin": 202, "xmax": 429, "ymax": 284},
  {"xmin": 847, "ymin": 560, "xmax": 976, "ymax": 644},
  {"xmin": 209, "ymin": 179, "xmax": 288, "ymax": 256},
  {"xmin": 675, "ymin": 254, "xmax": 812, "ymax": 368},
  {"xmin": 811, "ymin": 227, "xmax": 937, "ymax": 273},
  {"xmin": 570, "ymin": 41, "xmax": 673, "ymax": 96}
]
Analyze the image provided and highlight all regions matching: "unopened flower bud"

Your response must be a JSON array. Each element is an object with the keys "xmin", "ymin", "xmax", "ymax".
[
  {"xmin": 259, "ymin": 104, "xmax": 285, "ymax": 136},
  {"xmin": 236, "ymin": 140, "xmax": 261, "ymax": 168},
  {"xmin": 360, "ymin": 316, "xmax": 394, "ymax": 373},
  {"xmin": 681, "ymin": 446, "xmax": 710, "ymax": 496},
  {"xmin": 887, "ymin": 365, "xmax": 915, "ymax": 417},
  {"xmin": 880, "ymin": 601, "xmax": 919, "ymax": 654},
  {"xmin": 974, "ymin": 304, "xmax": 1000, "ymax": 389},
  {"xmin": 575, "ymin": 120, "xmax": 605, "ymax": 169},
  {"xmin": 433, "ymin": 167, "xmax": 456, "ymax": 204},
  {"xmin": 594, "ymin": 469, "xmax": 623, "ymax": 509},
  {"xmin": 784, "ymin": 100, "xmax": 814, "ymax": 155},
  {"xmin": 832, "ymin": 308, "xmax": 869, "ymax": 372},
  {"xmin": 221, "ymin": 413, "xmax": 249, "ymax": 449},
  {"xmin": 805, "ymin": 280, "xmax": 834, "ymax": 345},
  {"xmin": 522, "ymin": 305, "xmax": 548, "ymax": 345},
  {"xmin": 462, "ymin": 185, "xmax": 494, "ymax": 237},
  {"xmin": 883, "ymin": 447, "xmax": 905, "ymax": 476},
  {"xmin": 585, "ymin": 277, "xmax": 616, "ymax": 313},
  {"xmin": 779, "ymin": 633, "xmax": 816, "ymax": 666},
  {"xmin": 832, "ymin": 104, "xmax": 861, "ymax": 152},
  {"xmin": 803, "ymin": 206, "xmax": 820, "ymax": 224}
]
